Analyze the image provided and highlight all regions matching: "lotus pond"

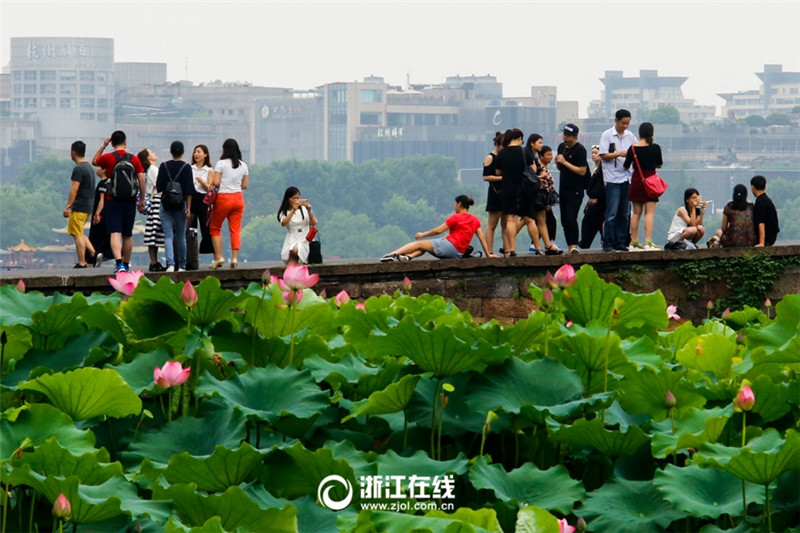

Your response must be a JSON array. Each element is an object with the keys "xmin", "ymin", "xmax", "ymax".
[{"xmin": 0, "ymin": 264, "xmax": 798, "ymax": 533}]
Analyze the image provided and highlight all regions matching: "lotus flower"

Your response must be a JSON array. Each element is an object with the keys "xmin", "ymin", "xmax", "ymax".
[
  {"xmin": 180, "ymin": 281, "xmax": 198, "ymax": 308},
  {"xmin": 666, "ymin": 305, "xmax": 680, "ymax": 320},
  {"xmin": 553, "ymin": 264, "xmax": 576, "ymax": 288},
  {"xmin": 52, "ymin": 493, "xmax": 71, "ymax": 520},
  {"xmin": 403, "ymin": 276, "xmax": 412, "ymax": 292},
  {"xmin": 153, "ymin": 361, "xmax": 191, "ymax": 388},
  {"xmin": 334, "ymin": 290, "xmax": 350, "ymax": 307},
  {"xmin": 665, "ymin": 389, "xmax": 677, "ymax": 408},
  {"xmin": 108, "ymin": 270, "xmax": 144, "ymax": 297},
  {"xmin": 16, "ymin": 279, "xmax": 25, "ymax": 293},
  {"xmin": 558, "ymin": 518, "xmax": 576, "ymax": 533},
  {"xmin": 278, "ymin": 264, "xmax": 319, "ymax": 292},
  {"xmin": 734, "ymin": 384, "xmax": 755, "ymax": 412},
  {"xmin": 355, "ymin": 302, "xmax": 366, "ymax": 311},
  {"xmin": 282, "ymin": 290, "xmax": 303, "ymax": 305}
]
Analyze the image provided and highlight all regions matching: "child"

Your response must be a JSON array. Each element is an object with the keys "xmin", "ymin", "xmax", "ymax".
[
  {"xmin": 750, "ymin": 175, "xmax": 780, "ymax": 246},
  {"xmin": 88, "ymin": 166, "xmax": 111, "ymax": 266},
  {"xmin": 666, "ymin": 188, "xmax": 706, "ymax": 250}
]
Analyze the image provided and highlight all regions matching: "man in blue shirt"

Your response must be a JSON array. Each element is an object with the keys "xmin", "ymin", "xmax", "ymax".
[{"xmin": 599, "ymin": 109, "xmax": 637, "ymax": 252}]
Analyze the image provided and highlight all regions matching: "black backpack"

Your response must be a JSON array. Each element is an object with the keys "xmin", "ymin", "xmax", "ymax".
[
  {"xmin": 161, "ymin": 162, "xmax": 188, "ymax": 211},
  {"xmin": 109, "ymin": 152, "xmax": 139, "ymax": 199}
]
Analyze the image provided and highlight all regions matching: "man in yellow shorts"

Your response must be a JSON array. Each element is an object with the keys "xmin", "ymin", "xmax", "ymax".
[{"xmin": 64, "ymin": 140, "xmax": 98, "ymax": 268}]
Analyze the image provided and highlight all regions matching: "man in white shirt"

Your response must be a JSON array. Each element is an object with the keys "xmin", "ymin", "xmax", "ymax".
[{"xmin": 599, "ymin": 109, "xmax": 638, "ymax": 252}]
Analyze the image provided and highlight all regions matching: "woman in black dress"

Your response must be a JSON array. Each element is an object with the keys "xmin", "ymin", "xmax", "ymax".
[{"xmin": 483, "ymin": 131, "xmax": 504, "ymax": 256}]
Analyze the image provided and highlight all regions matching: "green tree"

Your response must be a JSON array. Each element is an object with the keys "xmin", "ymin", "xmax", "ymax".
[
  {"xmin": 0, "ymin": 184, "xmax": 64, "ymax": 248},
  {"xmin": 374, "ymin": 195, "xmax": 442, "ymax": 236},
  {"xmin": 324, "ymin": 210, "xmax": 409, "ymax": 259},
  {"xmin": 15, "ymin": 155, "xmax": 74, "ymax": 192},
  {"xmin": 239, "ymin": 215, "xmax": 285, "ymax": 262},
  {"xmin": 648, "ymin": 104, "xmax": 681, "ymax": 125},
  {"xmin": 744, "ymin": 115, "xmax": 768, "ymax": 127},
  {"xmin": 778, "ymin": 197, "xmax": 800, "ymax": 241},
  {"xmin": 764, "ymin": 113, "xmax": 791, "ymax": 126}
]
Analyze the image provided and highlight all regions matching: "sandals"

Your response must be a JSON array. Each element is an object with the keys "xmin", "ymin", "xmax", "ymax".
[
  {"xmin": 209, "ymin": 258, "xmax": 225, "ymax": 270},
  {"xmin": 545, "ymin": 245, "xmax": 563, "ymax": 256}
]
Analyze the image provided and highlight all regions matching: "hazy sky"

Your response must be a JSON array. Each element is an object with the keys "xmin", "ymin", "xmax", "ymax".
[{"xmin": 2, "ymin": 0, "xmax": 799, "ymax": 116}]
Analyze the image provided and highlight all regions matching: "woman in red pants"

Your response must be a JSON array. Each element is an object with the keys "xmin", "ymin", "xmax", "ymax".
[{"xmin": 208, "ymin": 138, "xmax": 249, "ymax": 269}]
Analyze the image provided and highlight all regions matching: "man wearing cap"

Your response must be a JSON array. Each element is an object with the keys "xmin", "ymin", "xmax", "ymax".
[
  {"xmin": 555, "ymin": 124, "xmax": 587, "ymax": 253},
  {"xmin": 599, "ymin": 109, "xmax": 637, "ymax": 252}
]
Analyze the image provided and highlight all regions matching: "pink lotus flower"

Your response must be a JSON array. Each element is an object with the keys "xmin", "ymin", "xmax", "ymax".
[
  {"xmin": 546, "ymin": 271, "xmax": 557, "ymax": 288},
  {"xmin": 282, "ymin": 290, "xmax": 303, "ymax": 305},
  {"xmin": 542, "ymin": 288, "xmax": 554, "ymax": 306},
  {"xmin": 734, "ymin": 384, "xmax": 755, "ymax": 412},
  {"xmin": 334, "ymin": 290, "xmax": 350, "ymax": 307},
  {"xmin": 180, "ymin": 281, "xmax": 198, "ymax": 308},
  {"xmin": 108, "ymin": 270, "xmax": 145, "ymax": 297},
  {"xmin": 153, "ymin": 361, "xmax": 191, "ymax": 388},
  {"xmin": 16, "ymin": 279, "xmax": 25, "ymax": 293},
  {"xmin": 278, "ymin": 264, "xmax": 319, "ymax": 293},
  {"xmin": 52, "ymin": 493, "xmax": 71, "ymax": 520},
  {"xmin": 403, "ymin": 276, "xmax": 412, "ymax": 291},
  {"xmin": 355, "ymin": 302, "xmax": 366, "ymax": 311},
  {"xmin": 558, "ymin": 518, "xmax": 576, "ymax": 533},
  {"xmin": 553, "ymin": 264, "xmax": 577, "ymax": 288},
  {"xmin": 665, "ymin": 389, "xmax": 677, "ymax": 408},
  {"xmin": 666, "ymin": 305, "xmax": 680, "ymax": 320},
  {"xmin": 565, "ymin": 321, "xmax": 573, "ymax": 328},
  {"xmin": 764, "ymin": 298, "xmax": 772, "ymax": 308}
]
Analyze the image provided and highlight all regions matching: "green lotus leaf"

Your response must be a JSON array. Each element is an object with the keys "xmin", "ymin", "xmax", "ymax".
[
  {"xmin": 1, "ymin": 329, "xmax": 110, "ymax": 388},
  {"xmin": 9, "ymin": 437, "xmax": 120, "ymax": 485},
  {"xmin": 748, "ymin": 374, "xmax": 792, "ymax": 422},
  {"xmin": 693, "ymin": 428, "xmax": 800, "ymax": 486},
  {"xmin": 750, "ymin": 334, "xmax": 800, "ymax": 367},
  {"xmin": 254, "ymin": 334, "xmax": 332, "ymax": 368},
  {"xmin": 28, "ymin": 292, "xmax": 89, "ymax": 351},
  {"xmin": 581, "ymin": 478, "xmax": 684, "ymax": 533},
  {"xmin": 425, "ymin": 508, "xmax": 502, "ymax": 533},
  {"xmin": 111, "ymin": 348, "xmax": 172, "ymax": 394},
  {"xmin": 0, "ymin": 403, "xmax": 96, "ymax": 459},
  {"xmin": 468, "ymin": 457, "xmax": 583, "ymax": 513},
  {"xmin": 9, "ymin": 465, "xmax": 134, "ymax": 524},
  {"xmin": 187, "ymin": 276, "xmax": 242, "ymax": 328},
  {"xmin": 650, "ymin": 406, "xmax": 733, "ymax": 459},
  {"xmin": 771, "ymin": 470, "xmax": 800, "ymax": 513},
  {"xmin": 0, "ymin": 324, "xmax": 32, "ymax": 373},
  {"xmin": 745, "ymin": 294, "xmax": 800, "ymax": 351},
  {"xmin": 392, "ymin": 293, "xmax": 474, "ymax": 325},
  {"xmin": 491, "ymin": 311, "xmax": 548, "ymax": 358},
  {"xmin": 122, "ymin": 292, "xmax": 187, "ymax": 342},
  {"xmin": 375, "ymin": 449, "xmax": 469, "ymax": 478},
  {"xmin": 618, "ymin": 367, "xmax": 707, "ymax": 422},
  {"xmin": 259, "ymin": 441, "xmax": 356, "ymax": 501},
  {"xmin": 560, "ymin": 264, "xmax": 622, "ymax": 327},
  {"xmin": 370, "ymin": 316, "xmax": 504, "ymax": 378},
  {"xmin": 81, "ymin": 300, "xmax": 128, "ymax": 344},
  {"xmin": 244, "ymin": 486, "xmax": 339, "ymax": 533},
  {"xmin": 242, "ymin": 283, "xmax": 336, "ymax": 339},
  {"xmin": 338, "ymin": 509, "xmax": 498, "ymax": 533},
  {"xmin": 323, "ymin": 440, "xmax": 377, "ymax": 480},
  {"xmin": 513, "ymin": 506, "xmax": 560, "ymax": 533},
  {"xmin": 408, "ymin": 374, "xmax": 486, "ymax": 436},
  {"xmin": 696, "ymin": 523, "xmax": 753, "ymax": 533},
  {"xmin": 0, "ymin": 283, "xmax": 52, "ymax": 326},
  {"xmin": 337, "ymin": 295, "xmax": 395, "ymax": 347},
  {"xmin": 347, "ymin": 357, "xmax": 407, "ymax": 401},
  {"xmin": 726, "ymin": 306, "xmax": 769, "ymax": 327},
  {"xmin": 654, "ymin": 463, "xmax": 764, "ymax": 519},
  {"xmin": 124, "ymin": 402, "xmax": 247, "ymax": 467},
  {"xmin": 621, "ymin": 336, "xmax": 668, "ymax": 370},
  {"xmin": 196, "ymin": 366, "xmax": 329, "ymax": 423},
  {"xmin": 304, "ymin": 353, "xmax": 383, "ymax": 387},
  {"xmin": 155, "ymin": 484, "xmax": 297, "ymax": 533},
  {"xmin": 343, "ymin": 374, "xmax": 420, "ymax": 421},
  {"xmin": 550, "ymin": 321, "xmax": 631, "ymax": 394},
  {"xmin": 613, "ymin": 289, "xmax": 669, "ymax": 338},
  {"xmin": 676, "ymin": 333, "xmax": 739, "ymax": 379},
  {"xmin": 547, "ymin": 417, "xmax": 650, "ymax": 458},
  {"xmin": 20, "ymin": 367, "xmax": 141, "ymax": 421},
  {"xmin": 159, "ymin": 443, "xmax": 265, "ymax": 492}
]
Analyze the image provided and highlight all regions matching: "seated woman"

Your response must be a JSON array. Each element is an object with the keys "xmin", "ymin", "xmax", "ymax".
[
  {"xmin": 380, "ymin": 195, "xmax": 498, "ymax": 261},
  {"xmin": 713, "ymin": 184, "xmax": 757, "ymax": 247},
  {"xmin": 666, "ymin": 188, "xmax": 706, "ymax": 249}
]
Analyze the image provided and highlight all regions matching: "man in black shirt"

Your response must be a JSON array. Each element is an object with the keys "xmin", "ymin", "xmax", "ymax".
[
  {"xmin": 556, "ymin": 124, "xmax": 587, "ymax": 253},
  {"xmin": 750, "ymin": 175, "xmax": 780, "ymax": 246}
]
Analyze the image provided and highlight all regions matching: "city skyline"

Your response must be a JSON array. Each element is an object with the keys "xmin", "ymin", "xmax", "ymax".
[{"xmin": 2, "ymin": 0, "xmax": 799, "ymax": 116}]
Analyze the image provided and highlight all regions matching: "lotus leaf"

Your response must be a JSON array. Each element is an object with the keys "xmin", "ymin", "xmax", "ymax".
[
  {"xmin": 559, "ymin": 264, "xmax": 622, "ymax": 326},
  {"xmin": 468, "ymin": 457, "xmax": 583, "ymax": 513},
  {"xmin": 581, "ymin": 478, "xmax": 684, "ymax": 532},
  {"xmin": 618, "ymin": 367, "xmax": 706, "ymax": 421},
  {"xmin": 750, "ymin": 334, "xmax": 800, "ymax": 367},
  {"xmin": 155, "ymin": 483, "xmax": 297, "ymax": 533},
  {"xmin": 613, "ymin": 289, "xmax": 669, "ymax": 338},
  {"xmin": 694, "ymin": 428, "xmax": 800, "ymax": 486},
  {"xmin": 513, "ymin": 506, "xmax": 560, "ymax": 533},
  {"xmin": 304, "ymin": 353, "xmax": 381, "ymax": 386},
  {"xmin": 20, "ymin": 367, "xmax": 141, "ymax": 421},
  {"xmin": 323, "ymin": 440, "xmax": 377, "ymax": 480},
  {"xmin": 196, "ymin": 366, "xmax": 329, "ymax": 423},
  {"xmin": 111, "ymin": 347, "xmax": 172, "ymax": 394},
  {"xmin": 676, "ymin": 333, "xmax": 739, "ymax": 379},
  {"xmin": 745, "ymin": 294, "xmax": 800, "ymax": 351},
  {"xmin": 242, "ymin": 283, "xmax": 336, "ymax": 339},
  {"xmin": 26, "ymin": 292, "xmax": 90, "ymax": 351},
  {"xmin": 338, "ymin": 509, "xmax": 498, "ymax": 533},
  {"xmin": 0, "ymin": 283, "xmax": 52, "ymax": 326},
  {"xmin": 496, "ymin": 311, "xmax": 549, "ymax": 358},
  {"xmin": 244, "ymin": 486, "xmax": 340, "ymax": 533},
  {"xmin": 0, "ymin": 403, "xmax": 96, "ymax": 459},
  {"xmin": 547, "ymin": 417, "xmax": 650, "ymax": 458},
  {"xmin": 650, "ymin": 406, "xmax": 733, "ymax": 459},
  {"xmin": 160, "ymin": 443, "xmax": 265, "ymax": 492},
  {"xmin": 654, "ymin": 463, "xmax": 765, "ymax": 519},
  {"xmin": 0, "ymin": 323, "xmax": 32, "ymax": 372},
  {"xmin": 550, "ymin": 321, "xmax": 631, "ymax": 393},
  {"xmin": 748, "ymin": 374, "xmax": 792, "ymax": 422},
  {"xmin": 409, "ymin": 374, "xmax": 486, "ymax": 435},
  {"xmin": 425, "ymin": 508, "xmax": 502, "ymax": 533},
  {"xmin": 374, "ymin": 449, "xmax": 469, "ymax": 478},
  {"xmin": 621, "ymin": 336, "xmax": 668, "ymax": 370},
  {"xmin": 81, "ymin": 300, "xmax": 128, "ymax": 344},
  {"xmin": 344, "ymin": 374, "xmax": 420, "ymax": 421},
  {"xmin": 259, "ymin": 442, "xmax": 355, "ymax": 501},
  {"xmin": 8, "ymin": 437, "xmax": 120, "ymax": 485}
]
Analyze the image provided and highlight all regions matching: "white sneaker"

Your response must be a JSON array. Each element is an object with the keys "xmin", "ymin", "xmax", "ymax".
[
  {"xmin": 165, "ymin": 265, "xmax": 175, "ymax": 272},
  {"xmin": 177, "ymin": 268, "xmax": 186, "ymax": 272},
  {"xmin": 380, "ymin": 253, "xmax": 397, "ymax": 263}
]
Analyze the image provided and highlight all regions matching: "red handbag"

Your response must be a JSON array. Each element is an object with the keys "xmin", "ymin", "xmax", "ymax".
[
  {"xmin": 633, "ymin": 146, "xmax": 667, "ymax": 200},
  {"xmin": 306, "ymin": 226, "xmax": 318, "ymax": 242}
]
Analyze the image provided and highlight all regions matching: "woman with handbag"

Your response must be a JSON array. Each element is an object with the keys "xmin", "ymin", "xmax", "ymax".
[
  {"xmin": 208, "ymin": 138, "xmax": 248, "ymax": 269},
  {"xmin": 624, "ymin": 122, "xmax": 663, "ymax": 251},
  {"xmin": 278, "ymin": 186, "xmax": 317, "ymax": 265},
  {"xmin": 525, "ymin": 135, "xmax": 562, "ymax": 255},
  {"xmin": 189, "ymin": 144, "xmax": 215, "ymax": 258}
]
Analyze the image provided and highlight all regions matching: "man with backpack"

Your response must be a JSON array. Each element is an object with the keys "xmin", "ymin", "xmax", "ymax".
[
  {"xmin": 156, "ymin": 141, "xmax": 194, "ymax": 272},
  {"xmin": 92, "ymin": 130, "xmax": 146, "ymax": 273}
]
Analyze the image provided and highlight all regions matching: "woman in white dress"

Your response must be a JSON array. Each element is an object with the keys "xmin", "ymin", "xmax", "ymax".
[{"xmin": 278, "ymin": 186, "xmax": 316, "ymax": 265}]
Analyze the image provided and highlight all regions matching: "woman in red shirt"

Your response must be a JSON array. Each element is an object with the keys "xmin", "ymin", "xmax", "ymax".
[{"xmin": 380, "ymin": 195, "xmax": 498, "ymax": 262}]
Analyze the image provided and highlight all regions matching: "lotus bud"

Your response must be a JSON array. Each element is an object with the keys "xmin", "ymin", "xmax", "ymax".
[
  {"xmin": 542, "ymin": 288, "xmax": 554, "ymax": 307},
  {"xmin": 484, "ymin": 410, "xmax": 498, "ymax": 432},
  {"xmin": 319, "ymin": 289, "xmax": 327, "ymax": 299},
  {"xmin": 16, "ymin": 279, "xmax": 25, "ymax": 293},
  {"xmin": 546, "ymin": 271, "xmax": 557, "ymax": 288},
  {"xmin": 665, "ymin": 389, "xmax": 677, "ymax": 408},
  {"xmin": 261, "ymin": 268, "xmax": 271, "ymax": 285},
  {"xmin": 764, "ymin": 298, "xmax": 772, "ymax": 308},
  {"xmin": 736, "ymin": 332, "xmax": 745, "ymax": 345},
  {"xmin": 180, "ymin": 281, "xmax": 198, "ymax": 308},
  {"xmin": 565, "ymin": 321, "xmax": 573, "ymax": 328},
  {"xmin": 553, "ymin": 264, "xmax": 576, "ymax": 288},
  {"xmin": 721, "ymin": 308, "xmax": 731, "ymax": 320},
  {"xmin": 706, "ymin": 300, "xmax": 714, "ymax": 310},
  {"xmin": 355, "ymin": 302, "xmax": 366, "ymax": 312},
  {"xmin": 557, "ymin": 518, "xmax": 576, "ymax": 533},
  {"xmin": 403, "ymin": 276, "xmax": 412, "ymax": 292},
  {"xmin": 52, "ymin": 493, "xmax": 71, "ymax": 520},
  {"xmin": 576, "ymin": 517, "xmax": 587, "ymax": 532},
  {"xmin": 334, "ymin": 290, "xmax": 350, "ymax": 308},
  {"xmin": 734, "ymin": 383, "xmax": 755, "ymax": 412}
]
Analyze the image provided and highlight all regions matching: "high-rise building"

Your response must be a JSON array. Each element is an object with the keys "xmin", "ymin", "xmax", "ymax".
[{"xmin": 718, "ymin": 64, "xmax": 800, "ymax": 119}]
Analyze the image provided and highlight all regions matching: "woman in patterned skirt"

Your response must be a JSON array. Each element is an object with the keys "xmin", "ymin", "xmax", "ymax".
[{"xmin": 138, "ymin": 148, "xmax": 166, "ymax": 272}]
